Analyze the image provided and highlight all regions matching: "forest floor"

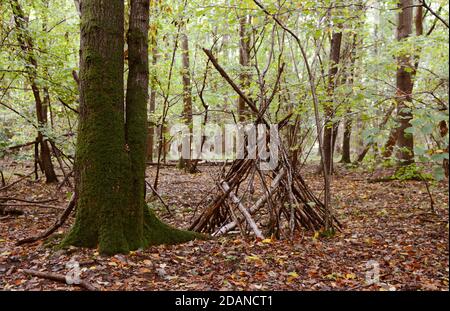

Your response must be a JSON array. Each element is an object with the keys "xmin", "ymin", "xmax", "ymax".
[{"xmin": 0, "ymin": 160, "xmax": 448, "ymax": 291}]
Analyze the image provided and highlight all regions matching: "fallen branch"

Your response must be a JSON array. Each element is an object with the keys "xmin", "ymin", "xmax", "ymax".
[
  {"xmin": 5, "ymin": 141, "xmax": 36, "ymax": 151},
  {"xmin": 0, "ymin": 171, "xmax": 33, "ymax": 192},
  {"xmin": 0, "ymin": 202, "xmax": 63, "ymax": 210},
  {"xmin": 21, "ymin": 268, "xmax": 97, "ymax": 291},
  {"xmin": 0, "ymin": 196, "xmax": 57, "ymax": 204},
  {"xmin": 220, "ymin": 181, "xmax": 264, "ymax": 239},
  {"xmin": 17, "ymin": 193, "xmax": 76, "ymax": 245}
]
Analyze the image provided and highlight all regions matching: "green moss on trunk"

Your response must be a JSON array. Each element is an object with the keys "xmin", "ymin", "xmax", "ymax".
[
  {"xmin": 142, "ymin": 205, "xmax": 206, "ymax": 247},
  {"xmin": 61, "ymin": 202, "xmax": 206, "ymax": 255},
  {"xmin": 60, "ymin": 0, "xmax": 206, "ymax": 256}
]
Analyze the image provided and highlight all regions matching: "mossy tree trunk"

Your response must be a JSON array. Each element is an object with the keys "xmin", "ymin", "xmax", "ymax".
[{"xmin": 61, "ymin": 0, "xmax": 202, "ymax": 255}]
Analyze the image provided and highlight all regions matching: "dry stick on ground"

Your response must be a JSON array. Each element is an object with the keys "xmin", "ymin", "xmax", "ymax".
[
  {"xmin": 0, "ymin": 171, "xmax": 34, "ymax": 192},
  {"xmin": 16, "ymin": 193, "xmax": 76, "ymax": 245},
  {"xmin": 21, "ymin": 268, "xmax": 96, "ymax": 291},
  {"xmin": 0, "ymin": 203, "xmax": 62, "ymax": 210},
  {"xmin": 0, "ymin": 197, "xmax": 56, "ymax": 203}
]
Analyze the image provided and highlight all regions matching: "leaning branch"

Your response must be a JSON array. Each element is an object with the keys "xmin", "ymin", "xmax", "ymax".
[
  {"xmin": 202, "ymin": 48, "xmax": 264, "ymax": 124},
  {"xmin": 252, "ymin": 0, "xmax": 333, "ymax": 229},
  {"xmin": 419, "ymin": 0, "xmax": 449, "ymax": 29}
]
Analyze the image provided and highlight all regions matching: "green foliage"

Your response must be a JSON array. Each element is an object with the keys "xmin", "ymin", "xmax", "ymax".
[
  {"xmin": 391, "ymin": 164, "xmax": 432, "ymax": 181},
  {"xmin": 0, "ymin": 0, "xmax": 448, "ymax": 176}
]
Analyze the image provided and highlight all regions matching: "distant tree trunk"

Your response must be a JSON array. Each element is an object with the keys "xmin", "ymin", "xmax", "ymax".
[
  {"xmin": 178, "ymin": 26, "xmax": 195, "ymax": 172},
  {"xmin": 341, "ymin": 118, "xmax": 352, "ymax": 163},
  {"xmin": 61, "ymin": 0, "xmax": 200, "ymax": 255},
  {"xmin": 395, "ymin": 0, "xmax": 415, "ymax": 165},
  {"xmin": 10, "ymin": 0, "xmax": 57, "ymax": 183},
  {"xmin": 322, "ymin": 30, "xmax": 342, "ymax": 173},
  {"xmin": 147, "ymin": 28, "xmax": 158, "ymax": 162},
  {"xmin": 238, "ymin": 15, "xmax": 251, "ymax": 121},
  {"xmin": 340, "ymin": 33, "xmax": 359, "ymax": 164}
]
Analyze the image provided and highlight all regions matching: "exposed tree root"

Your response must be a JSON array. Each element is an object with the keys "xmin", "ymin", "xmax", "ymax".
[{"xmin": 59, "ymin": 203, "xmax": 207, "ymax": 255}]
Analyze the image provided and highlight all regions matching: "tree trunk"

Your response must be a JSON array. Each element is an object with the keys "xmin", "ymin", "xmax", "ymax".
[
  {"xmin": 179, "ymin": 26, "xmax": 194, "ymax": 172},
  {"xmin": 147, "ymin": 54, "xmax": 157, "ymax": 162},
  {"xmin": 383, "ymin": 2, "xmax": 422, "ymax": 162},
  {"xmin": 395, "ymin": 0, "xmax": 415, "ymax": 165},
  {"xmin": 322, "ymin": 30, "xmax": 342, "ymax": 173},
  {"xmin": 10, "ymin": 0, "xmax": 58, "ymax": 183},
  {"xmin": 439, "ymin": 120, "xmax": 449, "ymax": 178},
  {"xmin": 340, "ymin": 30, "xmax": 360, "ymax": 164},
  {"xmin": 61, "ymin": 0, "xmax": 201, "ymax": 255},
  {"xmin": 341, "ymin": 117, "xmax": 352, "ymax": 163},
  {"xmin": 238, "ymin": 15, "xmax": 251, "ymax": 121},
  {"xmin": 382, "ymin": 127, "xmax": 399, "ymax": 159},
  {"xmin": 146, "ymin": 15, "xmax": 158, "ymax": 162}
]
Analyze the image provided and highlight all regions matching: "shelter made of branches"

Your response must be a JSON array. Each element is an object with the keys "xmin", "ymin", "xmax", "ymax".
[{"xmin": 189, "ymin": 49, "xmax": 341, "ymax": 239}]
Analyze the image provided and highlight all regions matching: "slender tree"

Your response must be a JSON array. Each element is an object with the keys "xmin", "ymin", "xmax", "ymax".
[
  {"xmin": 322, "ymin": 29, "xmax": 343, "ymax": 173},
  {"xmin": 9, "ymin": 0, "xmax": 58, "ymax": 183},
  {"xmin": 394, "ymin": 0, "xmax": 415, "ymax": 165},
  {"xmin": 146, "ymin": 3, "xmax": 159, "ymax": 162},
  {"xmin": 238, "ymin": 14, "xmax": 252, "ymax": 121},
  {"xmin": 178, "ymin": 24, "xmax": 195, "ymax": 172}
]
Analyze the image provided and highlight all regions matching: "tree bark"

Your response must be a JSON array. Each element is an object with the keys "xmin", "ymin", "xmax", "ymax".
[
  {"xmin": 439, "ymin": 120, "xmax": 449, "ymax": 177},
  {"xmin": 178, "ymin": 26, "xmax": 194, "ymax": 172},
  {"xmin": 395, "ymin": 0, "xmax": 415, "ymax": 165},
  {"xmin": 322, "ymin": 30, "xmax": 342, "ymax": 173},
  {"xmin": 61, "ymin": 0, "xmax": 201, "ymax": 255},
  {"xmin": 146, "ymin": 11, "xmax": 158, "ymax": 162},
  {"xmin": 10, "ymin": 0, "xmax": 58, "ymax": 183},
  {"xmin": 341, "ymin": 117, "xmax": 352, "ymax": 163},
  {"xmin": 238, "ymin": 15, "xmax": 251, "ymax": 121},
  {"xmin": 340, "ymin": 33, "xmax": 359, "ymax": 164}
]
